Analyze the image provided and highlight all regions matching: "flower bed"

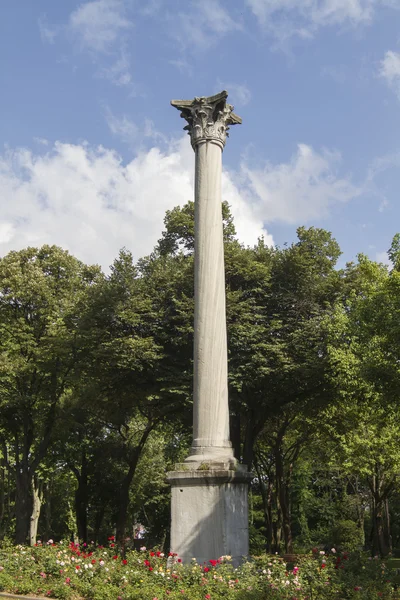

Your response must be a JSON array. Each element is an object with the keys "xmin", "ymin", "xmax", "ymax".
[{"xmin": 0, "ymin": 541, "xmax": 398, "ymax": 600}]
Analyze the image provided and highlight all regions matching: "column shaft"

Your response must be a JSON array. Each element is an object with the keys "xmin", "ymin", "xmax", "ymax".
[{"xmin": 189, "ymin": 140, "xmax": 232, "ymax": 461}]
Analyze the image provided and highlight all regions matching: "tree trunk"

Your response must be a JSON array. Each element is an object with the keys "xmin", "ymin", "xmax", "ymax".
[
  {"xmin": 384, "ymin": 498, "xmax": 392, "ymax": 555},
  {"xmin": 275, "ymin": 446, "xmax": 293, "ymax": 554},
  {"xmin": 0, "ymin": 452, "xmax": 5, "ymax": 535},
  {"xmin": 115, "ymin": 426, "xmax": 154, "ymax": 546},
  {"xmin": 254, "ymin": 456, "xmax": 273, "ymax": 553},
  {"xmin": 15, "ymin": 468, "xmax": 32, "ymax": 544},
  {"xmin": 30, "ymin": 476, "xmax": 43, "ymax": 546},
  {"xmin": 93, "ymin": 506, "xmax": 105, "ymax": 545},
  {"xmin": 230, "ymin": 413, "xmax": 241, "ymax": 461},
  {"xmin": 43, "ymin": 482, "xmax": 52, "ymax": 543},
  {"xmin": 371, "ymin": 473, "xmax": 390, "ymax": 557},
  {"xmin": 74, "ymin": 450, "xmax": 88, "ymax": 543}
]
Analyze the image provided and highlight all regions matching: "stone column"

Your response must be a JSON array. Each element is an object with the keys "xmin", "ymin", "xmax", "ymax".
[
  {"xmin": 167, "ymin": 92, "xmax": 252, "ymax": 565},
  {"xmin": 171, "ymin": 91, "xmax": 240, "ymax": 465}
]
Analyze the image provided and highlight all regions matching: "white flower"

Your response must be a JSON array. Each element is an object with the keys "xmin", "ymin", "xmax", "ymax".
[
  {"xmin": 84, "ymin": 564, "xmax": 88, "ymax": 569},
  {"xmin": 99, "ymin": 561, "xmax": 104, "ymax": 566},
  {"xmin": 60, "ymin": 561, "xmax": 65, "ymax": 566},
  {"xmin": 89, "ymin": 564, "xmax": 93, "ymax": 569},
  {"xmin": 320, "ymin": 551, "xmax": 325, "ymax": 555},
  {"xmin": 331, "ymin": 548, "xmax": 336, "ymax": 553},
  {"xmin": 140, "ymin": 546, "xmax": 146, "ymax": 551}
]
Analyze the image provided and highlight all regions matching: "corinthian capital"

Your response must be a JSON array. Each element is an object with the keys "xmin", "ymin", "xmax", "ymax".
[{"xmin": 171, "ymin": 91, "xmax": 242, "ymax": 149}]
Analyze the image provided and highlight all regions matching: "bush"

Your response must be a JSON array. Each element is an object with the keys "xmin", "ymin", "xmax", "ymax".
[
  {"xmin": 0, "ymin": 540, "xmax": 398, "ymax": 599},
  {"xmin": 330, "ymin": 519, "xmax": 365, "ymax": 552}
]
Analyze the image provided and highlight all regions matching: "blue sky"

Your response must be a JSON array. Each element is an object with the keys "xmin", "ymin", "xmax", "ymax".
[{"xmin": 1, "ymin": 0, "xmax": 400, "ymax": 270}]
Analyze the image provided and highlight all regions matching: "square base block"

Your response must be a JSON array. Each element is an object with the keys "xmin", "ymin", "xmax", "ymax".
[{"xmin": 166, "ymin": 468, "xmax": 252, "ymax": 565}]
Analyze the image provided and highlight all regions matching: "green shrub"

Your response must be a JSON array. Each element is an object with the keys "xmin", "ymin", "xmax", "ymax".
[
  {"xmin": 0, "ymin": 541, "xmax": 398, "ymax": 599},
  {"xmin": 330, "ymin": 519, "xmax": 365, "ymax": 552}
]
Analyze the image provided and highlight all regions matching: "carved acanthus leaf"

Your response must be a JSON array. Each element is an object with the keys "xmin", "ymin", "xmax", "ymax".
[{"xmin": 171, "ymin": 91, "xmax": 241, "ymax": 149}]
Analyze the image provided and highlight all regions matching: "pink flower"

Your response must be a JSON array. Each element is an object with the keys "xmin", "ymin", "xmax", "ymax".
[
  {"xmin": 205, "ymin": 595, "xmax": 211, "ymax": 599},
  {"xmin": 65, "ymin": 578, "xmax": 71, "ymax": 584}
]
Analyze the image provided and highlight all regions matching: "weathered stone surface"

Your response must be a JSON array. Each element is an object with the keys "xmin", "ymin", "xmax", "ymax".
[
  {"xmin": 167, "ymin": 468, "xmax": 252, "ymax": 565},
  {"xmin": 168, "ymin": 91, "xmax": 249, "ymax": 564},
  {"xmin": 171, "ymin": 92, "xmax": 241, "ymax": 465},
  {"xmin": 171, "ymin": 91, "xmax": 241, "ymax": 149}
]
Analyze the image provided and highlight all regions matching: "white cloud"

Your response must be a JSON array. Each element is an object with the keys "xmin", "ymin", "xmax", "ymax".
[
  {"xmin": 379, "ymin": 50, "xmax": 400, "ymax": 98},
  {"xmin": 97, "ymin": 48, "xmax": 133, "ymax": 87},
  {"xmin": 69, "ymin": 0, "xmax": 131, "ymax": 54},
  {"xmin": 105, "ymin": 111, "xmax": 139, "ymax": 144},
  {"xmin": 321, "ymin": 64, "xmax": 348, "ymax": 84},
  {"xmin": 216, "ymin": 82, "xmax": 251, "ymax": 106},
  {"xmin": 67, "ymin": 0, "xmax": 135, "ymax": 89},
  {"xmin": 376, "ymin": 251, "xmax": 391, "ymax": 266},
  {"xmin": 247, "ymin": 0, "xmax": 398, "ymax": 42},
  {"xmin": 105, "ymin": 110, "xmax": 168, "ymax": 148},
  {"xmin": 171, "ymin": 0, "xmax": 241, "ymax": 50},
  {"xmin": 38, "ymin": 15, "xmax": 59, "ymax": 44},
  {"xmin": 240, "ymin": 143, "xmax": 360, "ymax": 224},
  {"xmin": 0, "ymin": 138, "xmax": 268, "ymax": 270}
]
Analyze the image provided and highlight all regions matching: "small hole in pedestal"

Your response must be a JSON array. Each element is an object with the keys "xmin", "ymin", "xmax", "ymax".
[{"xmin": 180, "ymin": 489, "xmax": 183, "ymax": 492}]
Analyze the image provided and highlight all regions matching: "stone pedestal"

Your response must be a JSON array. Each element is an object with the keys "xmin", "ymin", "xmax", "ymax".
[
  {"xmin": 168, "ymin": 92, "xmax": 250, "ymax": 564},
  {"xmin": 167, "ymin": 466, "xmax": 252, "ymax": 565}
]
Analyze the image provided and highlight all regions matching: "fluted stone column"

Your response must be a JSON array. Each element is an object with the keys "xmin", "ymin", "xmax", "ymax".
[{"xmin": 167, "ymin": 92, "xmax": 252, "ymax": 565}]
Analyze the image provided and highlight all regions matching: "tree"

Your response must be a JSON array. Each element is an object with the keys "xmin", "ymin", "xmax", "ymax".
[
  {"xmin": 324, "ymin": 253, "xmax": 400, "ymax": 556},
  {"xmin": 0, "ymin": 245, "xmax": 102, "ymax": 544}
]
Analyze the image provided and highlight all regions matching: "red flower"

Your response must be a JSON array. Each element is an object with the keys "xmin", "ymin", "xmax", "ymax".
[
  {"xmin": 91, "ymin": 559, "xmax": 96, "ymax": 564},
  {"xmin": 144, "ymin": 560, "xmax": 150, "ymax": 567},
  {"xmin": 354, "ymin": 587, "xmax": 361, "ymax": 591},
  {"xmin": 75, "ymin": 565, "xmax": 80, "ymax": 570},
  {"xmin": 113, "ymin": 555, "xmax": 118, "ymax": 560},
  {"xmin": 150, "ymin": 552, "xmax": 155, "ymax": 557},
  {"xmin": 122, "ymin": 559, "xmax": 128, "ymax": 565},
  {"xmin": 177, "ymin": 559, "xmax": 182, "ymax": 563},
  {"xmin": 205, "ymin": 595, "xmax": 211, "ymax": 599},
  {"xmin": 209, "ymin": 560, "xmax": 217, "ymax": 567},
  {"xmin": 149, "ymin": 566, "xmax": 153, "ymax": 571},
  {"xmin": 203, "ymin": 567, "xmax": 210, "ymax": 573},
  {"xmin": 110, "ymin": 543, "xmax": 115, "ymax": 547},
  {"xmin": 156, "ymin": 551, "xmax": 161, "ymax": 557},
  {"xmin": 108, "ymin": 536, "xmax": 115, "ymax": 541},
  {"xmin": 321, "ymin": 564, "xmax": 326, "ymax": 569}
]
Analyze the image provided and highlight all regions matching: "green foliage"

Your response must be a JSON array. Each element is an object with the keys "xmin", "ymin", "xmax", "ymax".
[{"xmin": 330, "ymin": 520, "xmax": 365, "ymax": 553}]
